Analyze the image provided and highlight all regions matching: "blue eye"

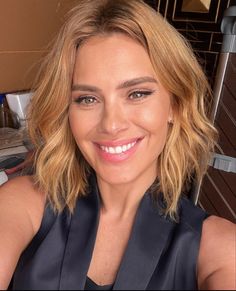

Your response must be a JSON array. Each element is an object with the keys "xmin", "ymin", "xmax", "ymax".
[
  {"xmin": 75, "ymin": 96, "xmax": 97, "ymax": 105},
  {"xmin": 129, "ymin": 90, "xmax": 154, "ymax": 100}
]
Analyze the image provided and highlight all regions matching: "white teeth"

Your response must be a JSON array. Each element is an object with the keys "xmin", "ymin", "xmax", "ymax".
[
  {"xmin": 116, "ymin": 146, "xmax": 123, "ymax": 154},
  {"xmin": 109, "ymin": 147, "xmax": 115, "ymax": 154},
  {"xmin": 122, "ymin": 145, "xmax": 127, "ymax": 152},
  {"xmin": 100, "ymin": 142, "xmax": 137, "ymax": 154}
]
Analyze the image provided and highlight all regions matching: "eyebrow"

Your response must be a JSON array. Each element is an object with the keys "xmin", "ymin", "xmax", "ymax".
[{"xmin": 71, "ymin": 76, "xmax": 158, "ymax": 92}]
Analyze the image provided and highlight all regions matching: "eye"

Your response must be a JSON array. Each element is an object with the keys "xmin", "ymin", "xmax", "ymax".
[
  {"xmin": 74, "ymin": 96, "xmax": 97, "ymax": 105},
  {"xmin": 129, "ymin": 90, "xmax": 154, "ymax": 101}
]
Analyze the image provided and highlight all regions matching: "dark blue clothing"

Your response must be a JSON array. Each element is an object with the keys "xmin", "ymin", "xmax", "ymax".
[
  {"xmin": 85, "ymin": 277, "xmax": 113, "ymax": 290},
  {"xmin": 12, "ymin": 176, "xmax": 208, "ymax": 290}
]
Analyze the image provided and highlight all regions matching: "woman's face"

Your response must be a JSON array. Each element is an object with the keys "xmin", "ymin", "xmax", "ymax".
[{"xmin": 69, "ymin": 33, "xmax": 173, "ymax": 186}]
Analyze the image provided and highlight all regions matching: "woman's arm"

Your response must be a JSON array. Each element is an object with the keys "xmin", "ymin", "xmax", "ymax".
[
  {"xmin": 0, "ymin": 176, "xmax": 45, "ymax": 290},
  {"xmin": 197, "ymin": 215, "xmax": 236, "ymax": 290}
]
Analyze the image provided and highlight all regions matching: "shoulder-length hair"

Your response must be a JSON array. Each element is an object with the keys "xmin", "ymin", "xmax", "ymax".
[{"xmin": 28, "ymin": 0, "xmax": 217, "ymax": 218}]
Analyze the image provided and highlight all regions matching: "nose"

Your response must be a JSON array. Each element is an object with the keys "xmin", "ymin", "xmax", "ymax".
[{"xmin": 98, "ymin": 103, "xmax": 129, "ymax": 135}]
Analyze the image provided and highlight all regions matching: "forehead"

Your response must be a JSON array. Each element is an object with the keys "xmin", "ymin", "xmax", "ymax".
[
  {"xmin": 73, "ymin": 33, "xmax": 156, "ymax": 79},
  {"xmin": 78, "ymin": 33, "xmax": 146, "ymax": 55}
]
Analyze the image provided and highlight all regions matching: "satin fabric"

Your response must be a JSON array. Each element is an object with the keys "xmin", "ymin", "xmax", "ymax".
[
  {"xmin": 85, "ymin": 277, "xmax": 113, "ymax": 290},
  {"xmin": 12, "ymin": 175, "xmax": 207, "ymax": 290}
]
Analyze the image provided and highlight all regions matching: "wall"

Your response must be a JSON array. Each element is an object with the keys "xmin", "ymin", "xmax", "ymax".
[
  {"xmin": 0, "ymin": 0, "xmax": 232, "ymax": 91},
  {"xmin": 146, "ymin": 0, "xmax": 234, "ymax": 84},
  {"xmin": 0, "ymin": 0, "xmax": 77, "ymax": 93}
]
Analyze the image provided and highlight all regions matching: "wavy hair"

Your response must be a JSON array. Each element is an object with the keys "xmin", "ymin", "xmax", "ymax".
[{"xmin": 28, "ymin": 0, "xmax": 217, "ymax": 217}]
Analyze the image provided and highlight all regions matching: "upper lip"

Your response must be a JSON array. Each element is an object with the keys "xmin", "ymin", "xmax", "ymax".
[{"xmin": 95, "ymin": 137, "xmax": 143, "ymax": 147}]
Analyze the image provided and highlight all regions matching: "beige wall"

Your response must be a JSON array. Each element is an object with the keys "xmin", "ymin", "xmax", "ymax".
[{"xmin": 0, "ymin": 0, "xmax": 76, "ymax": 93}]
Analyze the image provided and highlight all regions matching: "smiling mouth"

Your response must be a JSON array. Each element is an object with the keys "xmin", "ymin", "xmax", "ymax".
[
  {"xmin": 99, "ymin": 141, "xmax": 137, "ymax": 154},
  {"xmin": 95, "ymin": 137, "xmax": 143, "ymax": 155}
]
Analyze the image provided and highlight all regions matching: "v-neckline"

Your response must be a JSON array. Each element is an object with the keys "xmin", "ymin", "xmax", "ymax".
[{"xmin": 59, "ymin": 175, "xmax": 175, "ymax": 290}]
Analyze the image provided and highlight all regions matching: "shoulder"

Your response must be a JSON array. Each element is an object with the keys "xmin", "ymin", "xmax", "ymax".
[
  {"xmin": 0, "ymin": 175, "xmax": 46, "ymax": 236},
  {"xmin": 0, "ymin": 176, "xmax": 46, "ymax": 289},
  {"xmin": 197, "ymin": 215, "xmax": 236, "ymax": 290}
]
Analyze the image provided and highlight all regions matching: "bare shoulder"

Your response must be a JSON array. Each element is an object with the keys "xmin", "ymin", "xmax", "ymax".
[
  {"xmin": 197, "ymin": 215, "xmax": 236, "ymax": 290},
  {"xmin": 0, "ymin": 176, "xmax": 46, "ymax": 289},
  {"xmin": 0, "ymin": 175, "xmax": 46, "ymax": 232}
]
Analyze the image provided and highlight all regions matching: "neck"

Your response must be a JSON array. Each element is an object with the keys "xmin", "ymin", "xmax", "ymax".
[{"xmin": 96, "ymin": 174, "xmax": 156, "ymax": 220}]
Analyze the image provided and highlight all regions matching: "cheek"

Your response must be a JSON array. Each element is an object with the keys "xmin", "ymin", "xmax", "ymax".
[
  {"xmin": 136, "ymin": 104, "xmax": 170, "ymax": 155},
  {"xmin": 135, "ymin": 104, "xmax": 169, "ymax": 133}
]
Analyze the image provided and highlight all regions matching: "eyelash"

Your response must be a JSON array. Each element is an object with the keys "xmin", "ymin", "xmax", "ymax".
[
  {"xmin": 74, "ymin": 96, "xmax": 97, "ymax": 105},
  {"xmin": 129, "ymin": 90, "xmax": 154, "ymax": 100},
  {"xmin": 74, "ymin": 90, "xmax": 154, "ymax": 106}
]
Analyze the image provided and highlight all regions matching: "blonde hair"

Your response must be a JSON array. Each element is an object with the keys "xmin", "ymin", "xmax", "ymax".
[{"xmin": 28, "ymin": 0, "xmax": 217, "ymax": 217}]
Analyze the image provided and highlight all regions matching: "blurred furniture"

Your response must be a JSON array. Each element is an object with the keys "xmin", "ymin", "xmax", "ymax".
[{"xmin": 198, "ymin": 6, "xmax": 236, "ymax": 223}]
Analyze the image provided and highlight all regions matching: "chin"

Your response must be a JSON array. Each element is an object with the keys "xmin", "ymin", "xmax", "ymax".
[{"xmin": 96, "ymin": 169, "xmax": 137, "ymax": 186}]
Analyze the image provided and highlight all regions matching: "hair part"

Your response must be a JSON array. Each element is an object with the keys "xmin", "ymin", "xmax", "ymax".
[{"xmin": 28, "ymin": 0, "xmax": 217, "ymax": 218}]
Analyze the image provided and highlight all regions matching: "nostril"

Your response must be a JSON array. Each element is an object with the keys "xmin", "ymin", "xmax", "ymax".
[{"xmin": 99, "ymin": 109, "xmax": 129, "ymax": 134}]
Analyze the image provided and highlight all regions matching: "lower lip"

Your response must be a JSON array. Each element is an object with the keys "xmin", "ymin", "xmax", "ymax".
[{"xmin": 95, "ymin": 139, "xmax": 143, "ymax": 163}]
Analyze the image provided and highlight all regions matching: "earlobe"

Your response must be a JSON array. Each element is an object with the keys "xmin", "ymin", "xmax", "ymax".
[
  {"xmin": 168, "ymin": 112, "xmax": 174, "ymax": 124},
  {"xmin": 168, "ymin": 107, "xmax": 174, "ymax": 124}
]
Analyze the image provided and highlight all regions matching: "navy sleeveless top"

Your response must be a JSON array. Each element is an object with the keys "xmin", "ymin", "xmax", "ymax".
[
  {"xmin": 85, "ymin": 277, "xmax": 113, "ymax": 290},
  {"xmin": 11, "ymin": 176, "xmax": 208, "ymax": 290}
]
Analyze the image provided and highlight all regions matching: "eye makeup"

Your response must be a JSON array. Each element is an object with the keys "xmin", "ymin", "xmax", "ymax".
[{"xmin": 128, "ymin": 90, "xmax": 155, "ymax": 101}]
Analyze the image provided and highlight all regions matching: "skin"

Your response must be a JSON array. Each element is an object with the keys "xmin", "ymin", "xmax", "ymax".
[
  {"xmin": 0, "ymin": 33, "xmax": 235, "ymax": 290},
  {"xmin": 198, "ymin": 216, "xmax": 236, "ymax": 290},
  {"xmin": 0, "ymin": 176, "xmax": 46, "ymax": 290}
]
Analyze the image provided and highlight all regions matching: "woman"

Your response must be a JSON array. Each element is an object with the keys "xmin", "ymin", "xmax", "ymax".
[{"xmin": 0, "ymin": 0, "xmax": 235, "ymax": 290}]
